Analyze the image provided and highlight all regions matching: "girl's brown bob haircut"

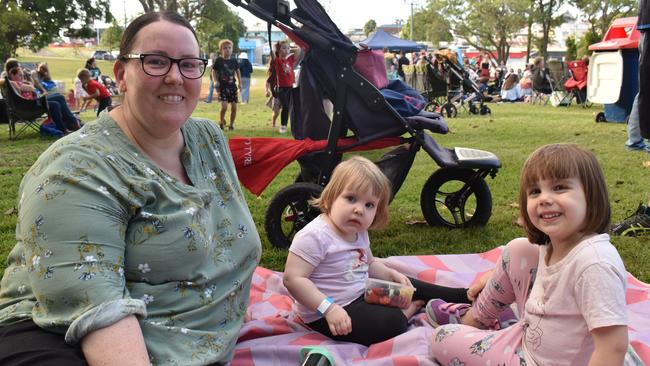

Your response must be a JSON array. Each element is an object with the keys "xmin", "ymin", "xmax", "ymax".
[
  {"xmin": 519, "ymin": 143, "xmax": 611, "ymax": 244},
  {"xmin": 311, "ymin": 156, "xmax": 392, "ymax": 230}
]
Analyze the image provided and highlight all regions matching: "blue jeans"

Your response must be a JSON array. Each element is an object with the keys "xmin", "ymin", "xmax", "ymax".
[
  {"xmin": 626, "ymin": 32, "xmax": 649, "ymax": 151},
  {"xmin": 206, "ymin": 80, "xmax": 215, "ymax": 103},
  {"xmin": 240, "ymin": 77, "xmax": 251, "ymax": 103},
  {"xmin": 47, "ymin": 94, "xmax": 78, "ymax": 132}
]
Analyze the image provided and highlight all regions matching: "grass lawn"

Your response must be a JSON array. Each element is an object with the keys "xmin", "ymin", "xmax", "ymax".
[{"xmin": 2, "ymin": 55, "xmax": 649, "ymax": 283}]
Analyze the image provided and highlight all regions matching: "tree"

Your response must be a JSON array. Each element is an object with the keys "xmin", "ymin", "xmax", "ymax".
[
  {"xmin": 137, "ymin": 0, "xmax": 208, "ymax": 23},
  {"xmin": 363, "ymin": 19, "xmax": 377, "ymax": 37},
  {"xmin": 571, "ymin": 0, "xmax": 636, "ymax": 38},
  {"xmin": 437, "ymin": 0, "xmax": 529, "ymax": 64},
  {"xmin": 194, "ymin": 0, "xmax": 245, "ymax": 54},
  {"xmin": 565, "ymin": 35, "xmax": 577, "ymax": 61},
  {"xmin": 532, "ymin": 0, "xmax": 564, "ymax": 60},
  {"xmin": 400, "ymin": 4, "xmax": 452, "ymax": 47},
  {"xmin": 0, "ymin": 0, "xmax": 111, "ymax": 61},
  {"xmin": 130, "ymin": 0, "xmax": 244, "ymax": 55},
  {"xmin": 576, "ymin": 28, "xmax": 601, "ymax": 58},
  {"xmin": 101, "ymin": 20, "xmax": 123, "ymax": 53}
]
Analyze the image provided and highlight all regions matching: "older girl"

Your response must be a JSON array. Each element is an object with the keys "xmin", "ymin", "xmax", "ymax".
[{"xmin": 427, "ymin": 144, "xmax": 628, "ymax": 365}]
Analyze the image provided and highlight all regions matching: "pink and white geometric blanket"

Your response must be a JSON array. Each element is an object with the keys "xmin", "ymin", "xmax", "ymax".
[{"xmin": 233, "ymin": 247, "xmax": 650, "ymax": 365}]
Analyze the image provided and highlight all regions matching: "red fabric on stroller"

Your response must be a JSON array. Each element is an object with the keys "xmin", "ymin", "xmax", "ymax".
[
  {"xmin": 229, "ymin": 136, "xmax": 401, "ymax": 196},
  {"xmin": 565, "ymin": 60, "xmax": 588, "ymax": 91}
]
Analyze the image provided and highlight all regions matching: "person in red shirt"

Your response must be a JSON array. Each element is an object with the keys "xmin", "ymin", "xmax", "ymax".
[
  {"xmin": 77, "ymin": 68, "xmax": 112, "ymax": 115},
  {"xmin": 272, "ymin": 40, "xmax": 302, "ymax": 134}
]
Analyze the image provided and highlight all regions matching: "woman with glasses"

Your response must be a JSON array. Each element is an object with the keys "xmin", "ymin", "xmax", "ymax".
[
  {"xmin": 0, "ymin": 11, "xmax": 261, "ymax": 366},
  {"xmin": 3, "ymin": 58, "xmax": 80, "ymax": 134}
]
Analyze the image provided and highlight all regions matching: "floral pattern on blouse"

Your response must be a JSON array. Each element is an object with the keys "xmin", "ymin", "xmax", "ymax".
[{"xmin": 0, "ymin": 114, "xmax": 261, "ymax": 365}]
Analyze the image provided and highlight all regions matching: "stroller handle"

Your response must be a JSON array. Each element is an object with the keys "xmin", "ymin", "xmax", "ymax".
[{"xmin": 226, "ymin": 0, "xmax": 295, "ymax": 29}]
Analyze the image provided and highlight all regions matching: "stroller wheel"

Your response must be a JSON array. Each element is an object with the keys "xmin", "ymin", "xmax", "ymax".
[
  {"xmin": 595, "ymin": 112, "xmax": 606, "ymax": 123},
  {"xmin": 420, "ymin": 168, "xmax": 492, "ymax": 228},
  {"xmin": 424, "ymin": 101, "xmax": 440, "ymax": 113},
  {"xmin": 480, "ymin": 105, "xmax": 491, "ymax": 115},
  {"xmin": 442, "ymin": 103, "xmax": 457, "ymax": 118},
  {"xmin": 264, "ymin": 183, "xmax": 323, "ymax": 249},
  {"xmin": 469, "ymin": 104, "xmax": 479, "ymax": 115}
]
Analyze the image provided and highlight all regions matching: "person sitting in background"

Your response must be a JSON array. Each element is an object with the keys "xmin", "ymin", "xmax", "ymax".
[
  {"xmin": 500, "ymin": 73, "xmax": 523, "ymax": 102},
  {"xmin": 84, "ymin": 57, "xmax": 101, "ymax": 80},
  {"xmin": 4, "ymin": 58, "xmax": 79, "ymax": 134},
  {"xmin": 32, "ymin": 63, "xmax": 59, "ymax": 95},
  {"xmin": 77, "ymin": 68, "xmax": 112, "ymax": 115},
  {"xmin": 531, "ymin": 57, "xmax": 552, "ymax": 94}
]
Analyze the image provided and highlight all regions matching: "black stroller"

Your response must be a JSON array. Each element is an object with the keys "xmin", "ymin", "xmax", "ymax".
[
  {"xmin": 425, "ymin": 50, "xmax": 492, "ymax": 117},
  {"xmin": 228, "ymin": 0, "xmax": 501, "ymax": 249}
]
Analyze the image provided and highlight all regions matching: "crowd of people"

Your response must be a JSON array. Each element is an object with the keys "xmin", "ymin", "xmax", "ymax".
[
  {"xmin": 0, "ymin": 4, "xmax": 647, "ymax": 365},
  {"xmin": 0, "ymin": 55, "xmax": 119, "ymax": 136}
]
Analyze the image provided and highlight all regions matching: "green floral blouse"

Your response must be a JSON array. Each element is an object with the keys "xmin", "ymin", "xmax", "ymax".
[{"xmin": 0, "ymin": 113, "xmax": 262, "ymax": 365}]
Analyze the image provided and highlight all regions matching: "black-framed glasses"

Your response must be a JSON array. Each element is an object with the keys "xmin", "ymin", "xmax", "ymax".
[{"xmin": 120, "ymin": 53, "xmax": 208, "ymax": 79}]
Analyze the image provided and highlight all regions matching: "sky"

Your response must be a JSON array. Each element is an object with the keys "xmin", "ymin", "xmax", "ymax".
[{"xmin": 108, "ymin": 0, "xmax": 422, "ymax": 32}]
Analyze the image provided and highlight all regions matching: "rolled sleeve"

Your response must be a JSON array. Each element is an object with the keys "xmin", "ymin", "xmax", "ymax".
[
  {"xmin": 18, "ymin": 141, "xmax": 136, "ymax": 333},
  {"xmin": 64, "ymin": 298, "xmax": 147, "ymax": 344}
]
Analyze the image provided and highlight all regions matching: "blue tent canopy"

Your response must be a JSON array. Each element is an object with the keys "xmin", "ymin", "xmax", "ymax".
[{"xmin": 360, "ymin": 29, "xmax": 426, "ymax": 53}]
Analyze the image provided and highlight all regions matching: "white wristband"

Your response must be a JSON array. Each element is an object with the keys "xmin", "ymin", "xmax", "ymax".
[{"xmin": 316, "ymin": 297, "xmax": 334, "ymax": 316}]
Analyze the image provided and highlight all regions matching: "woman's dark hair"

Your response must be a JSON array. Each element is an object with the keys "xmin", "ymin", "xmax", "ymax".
[
  {"xmin": 502, "ymin": 73, "xmax": 519, "ymax": 91},
  {"xmin": 85, "ymin": 58, "xmax": 96, "ymax": 69},
  {"xmin": 119, "ymin": 11, "xmax": 198, "ymax": 58},
  {"xmin": 4, "ymin": 58, "xmax": 19, "ymax": 74}
]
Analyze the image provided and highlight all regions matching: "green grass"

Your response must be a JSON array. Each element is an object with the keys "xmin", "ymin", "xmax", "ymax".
[{"xmin": 2, "ymin": 54, "xmax": 649, "ymax": 283}]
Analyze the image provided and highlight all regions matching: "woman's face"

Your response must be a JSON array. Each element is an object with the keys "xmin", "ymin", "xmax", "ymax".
[
  {"xmin": 114, "ymin": 20, "xmax": 201, "ymax": 135},
  {"xmin": 8, "ymin": 66, "xmax": 23, "ymax": 81}
]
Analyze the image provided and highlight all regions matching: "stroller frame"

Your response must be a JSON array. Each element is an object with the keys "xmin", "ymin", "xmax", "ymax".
[
  {"xmin": 422, "ymin": 54, "xmax": 491, "ymax": 118},
  {"xmin": 229, "ymin": 0, "xmax": 501, "ymax": 249}
]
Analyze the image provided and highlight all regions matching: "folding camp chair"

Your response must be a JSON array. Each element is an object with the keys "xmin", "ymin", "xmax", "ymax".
[
  {"xmin": 565, "ymin": 60, "xmax": 592, "ymax": 108},
  {"xmin": 1, "ymin": 77, "xmax": 49, "ymax": 140}
]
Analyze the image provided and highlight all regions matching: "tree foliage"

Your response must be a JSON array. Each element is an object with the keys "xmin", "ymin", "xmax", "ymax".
[
  {"xmin": 101, "ymin": 20, "xmax": 123, "ymax": 53},
  {"xmin": 532, "ymin": 0, "xmax": 564, "ymax": 60},
  {"xmin": 137, "ymin": 0, "xmax": 208, "ymax": 22},
  {"xmin": 133, "ymin": 0, "xmax": 245, "ymax": 55},
  {"xmin": 576, "ymin": 28, "xmax": 601, "ymax": 58},
  {"xmin": 401, "ymin": 4, "xmax": 452, "ymax": 47},
  {"xmin": 363, "ymin": 19, "xmax": 377, "ymax": 37},
  {"xmin": 195, "ymin": 0, "xmax": 245, "ymax": 54},
  {"xmin": 571, "ymin": 0, "xmax": 636, "ymax": 38},
  {"xmin": 564, "ymin": 35, "xmax": 577, "ymax": 61},
  {"xmin": 0, "ymin": 0, "xmax": 111, "ymax": 61},
  {"xmin": 434, "ymin": 0, "xmax": 529, "ymax": 64}
]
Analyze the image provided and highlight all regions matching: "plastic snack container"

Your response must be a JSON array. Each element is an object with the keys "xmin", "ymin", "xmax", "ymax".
[{"xmin": 364, "ymin": 278, "xmax": 415, "ymax": 309}]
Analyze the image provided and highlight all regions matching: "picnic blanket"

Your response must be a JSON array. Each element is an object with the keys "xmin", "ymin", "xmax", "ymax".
[{"xmin": 233, "ymin": 247, "xmax": 650, "ymax": 365}]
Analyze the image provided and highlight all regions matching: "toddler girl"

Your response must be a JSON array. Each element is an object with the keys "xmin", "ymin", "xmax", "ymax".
[
  {"xmin": 283, "ymin": 156, "xmax": 471, "ymax": 346},
  {"xmin": 427, "ymin": 143, "xmax": 628, "ymax": 365}
]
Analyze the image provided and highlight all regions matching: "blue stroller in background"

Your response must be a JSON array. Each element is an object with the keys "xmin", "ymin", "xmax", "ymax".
[{"xmin": 228, "ymin": 0, "xmax": 502, "ymax": 248}]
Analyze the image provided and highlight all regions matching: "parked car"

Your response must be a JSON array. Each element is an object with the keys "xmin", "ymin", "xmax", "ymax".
[{"xmin": 92, "ymin": 50, "xmax": 115, "ymax": 61}]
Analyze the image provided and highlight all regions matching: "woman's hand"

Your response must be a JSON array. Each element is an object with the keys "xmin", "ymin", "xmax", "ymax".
[
  {"xmin": 265, "ymin": 91, "xmax": 270, "ymax": 97},
  {"xmin": 325, "ymin": 304, "xmax": 352, "ymax": 336}
]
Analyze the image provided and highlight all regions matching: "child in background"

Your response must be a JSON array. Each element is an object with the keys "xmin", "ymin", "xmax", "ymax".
[
  {"xmin": 283, "ymin": 156, "xmax": 472, "ymax": 347},
  {"xmin": 426, "ymin": 143, "xmax": 628, "ymax": 365},
  {"xmin": 77, "ymin": 68, "xmax": 112, "ymax": 115},
  {"xmin": 212, "ymin": 39, "xmax": 241, "ymax": 130}
]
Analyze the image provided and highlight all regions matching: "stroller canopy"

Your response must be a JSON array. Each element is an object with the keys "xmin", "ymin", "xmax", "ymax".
[{"xmin": 360, "ymin": 29, "xmax": 426, "ymax": 53}]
